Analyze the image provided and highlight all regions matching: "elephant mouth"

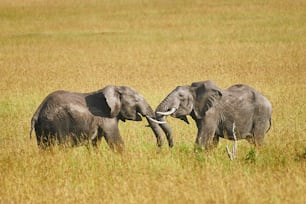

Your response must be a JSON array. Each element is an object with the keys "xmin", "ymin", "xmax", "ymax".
[
  {"xmin": 135, "ymin": 113, "xmax": 143, "ymax": 121},
  {"xmin": 119, "ymin": 112, "xmax": 143, "ymax": 122},
  {"xmin": 179, "ymin": 116, "xmax": 190, "ymax": 124}
]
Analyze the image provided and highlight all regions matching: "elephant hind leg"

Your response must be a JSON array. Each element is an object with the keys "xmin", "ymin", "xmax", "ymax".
[
  {"xmin": 246, "ymin": 134, "xmax": 256, "ymax": 145},
  {"xmin": 251, "ymin": 119, "xmax": 269, "ymax": 147},
  {"xmin": 34, "ymin": 124, "xmax": 48, "ymax": 148},
  {"xmin": 254, "ymin": 133, "xmax": 265, "ymax": 147},
  {"xmin": 92, "ymin": 128, "xmax": 103, "ymax": 147},
  {"xmin": 246, "ymin": 132, "xmax": 264, "ymax": 147},
  {"xmin": 37, "ymin": 131, "xmax": 56, "ymax": 149}
]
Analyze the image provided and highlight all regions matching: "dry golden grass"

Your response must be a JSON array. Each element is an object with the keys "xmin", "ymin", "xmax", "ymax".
[{"xmin": 0, "ymin": 0, "xmax": 305, "ymax": 203}]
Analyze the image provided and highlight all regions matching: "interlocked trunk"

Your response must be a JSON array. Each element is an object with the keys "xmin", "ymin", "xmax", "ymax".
[
  {"xmin": 137, "ymin": 102, "xmax": 165, "ymax": 147},
  {"xmin": 155, "ymin": 99, "xmax": 174, "ymax": 147}
]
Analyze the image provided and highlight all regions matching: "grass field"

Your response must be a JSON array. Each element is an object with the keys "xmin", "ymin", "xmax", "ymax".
[{"xmin": 0, "ymin": 0, "xmax": 305, "ymax": 203}]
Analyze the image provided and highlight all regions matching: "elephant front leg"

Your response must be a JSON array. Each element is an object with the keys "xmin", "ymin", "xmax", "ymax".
[
  {"xmin": 212, "ymin": 135, "xmax": 219, "ymax": 148},
  {"xmin": 195, "ymin": 119, "xmax": 217, "ymax": 151},
  {"xmin": 194, "ymin": 120, "xmax": 203, "ymax": 151},
  {"xmin": 104, "ymin": 127, "xmax": 125, "ymax": 153},
  {"xmin": 104, "ymin": 131, "xmax": 125, "ymax": 153},
  {"xmin": 98, "ymin": 118, "xmax": 125, "ymax": 153},
  {"xmin": 105, "ymin": 132, "xmax": 125, "ymax": 153}
]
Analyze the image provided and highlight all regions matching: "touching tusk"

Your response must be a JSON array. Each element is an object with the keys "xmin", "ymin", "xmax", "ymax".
[
  {"xmin": 147, "ymin": 116, "xmax": 167, "ymax": 124},
  {"xmin": 156, "ymin": 108, "xmax": 176, "ymax": 116}
]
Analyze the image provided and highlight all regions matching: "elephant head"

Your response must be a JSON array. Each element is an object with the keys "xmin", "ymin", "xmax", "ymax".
[
  {"xmin": 155, "ymin": 80, "xmax": 222, "ymax": 146},
  {"xmin": 100, "ymin": 85, "xmax": 166, "ymax": 147}
]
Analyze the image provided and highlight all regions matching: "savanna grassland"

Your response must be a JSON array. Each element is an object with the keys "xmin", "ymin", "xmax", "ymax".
[{"xmin": 0, "ymin": 0, "xmax": 305, "ymax": 203}]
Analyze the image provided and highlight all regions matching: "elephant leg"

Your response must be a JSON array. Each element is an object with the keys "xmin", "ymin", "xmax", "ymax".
[
  {"xmin": 56, "ymin": 129, "xmax": 68, "ymax": 146},
  {"xmin": 195, "ymin": 119, "xmax": 217, "ymax": 151},
  {"xmin": 102, "ymin": 119, "xmax": 125, "ymax": 153},
  {"xmin": 92, "ymin": 128, "xmax": 104, "ymax": 148},
  {"xmin": 104, "ymin": 131, "xmax": 125, "ymax": 153},
  {"xmin": 38, "ymin": 128, "xmax": 55, "ymax": 149},
  {"xmin": 195, "ymin": 121, "xmax": 203, "ymax": 150},
  {"xmin": 202, "ymin": 131, "xmax": 217, "ymax": 150},
  {"xmin": 254, "ymin": 133, "xmax": 265, "ymax": 148},
  {"xmin": 35, "ymin": 126, "xmax": 43, "ymax": 147},
  {"xmin": 212, "ymin": 135, "xmax": 219, "ymax": 148},
  {"xmin": 89, "ymin": 128, "xmax": 97, "ymax": 142},
  {"xmin": 246, "ymin": 134, "xmax": 255, "ymax": 145},
  {"xmin": 252, "ymin": 119, "xmax": 269, "ymax": 147},
  {"xmin": 160, "ymin": 122, "xmax": 173, "ymax": 147},
  {"xmin": 35, "ymin": 124, "xmax": 50, "ymax": 148},
  {"xmin": 247, "ymin": 133, "xmax": 264, "ymax": 147},
  {"xmin": 196, "ymin": 135, "xmax": 216, "ymax": 151}
]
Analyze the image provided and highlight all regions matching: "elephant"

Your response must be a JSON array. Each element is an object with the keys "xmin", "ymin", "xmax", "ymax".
[
  {"xmin": 30, "ymin": 85, "xmax": 165, "ymax": 152},
  {"xmin": 154, "ymin": 80, "xmax": 272, "ymax": 150}
]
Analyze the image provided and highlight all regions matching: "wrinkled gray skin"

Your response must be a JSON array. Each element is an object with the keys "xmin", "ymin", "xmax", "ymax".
[
  {"xmin": 155, "ymin": 80, "xmax": 272, "ymax": 150},
  {"xmin": 30, "ymin": 85, "xmax": 164, "ymax": 152}
]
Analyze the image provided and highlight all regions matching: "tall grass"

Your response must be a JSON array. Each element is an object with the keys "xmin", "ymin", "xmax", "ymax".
[{"xmin": 0, "ymin": 0, "xmax": 305, "ymax": 203}]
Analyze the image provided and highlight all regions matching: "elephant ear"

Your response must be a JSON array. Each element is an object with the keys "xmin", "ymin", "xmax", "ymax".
[
  {"xmin": 103, "ymin": 86, "xmax": 122, "ymax": 118},
  {"xmin": 192, "ymin": 81, "xmax": 222, "ymax": 119}
]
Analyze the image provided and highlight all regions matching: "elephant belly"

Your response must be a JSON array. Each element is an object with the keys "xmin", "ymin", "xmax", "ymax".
[{"xmin": 217, "ymin": 119, "xmax": 253, "ymax": 140}]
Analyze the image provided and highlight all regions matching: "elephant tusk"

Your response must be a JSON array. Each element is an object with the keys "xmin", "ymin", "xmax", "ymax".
[
  {"xmin": 156, "ymin": 108, "xmax": 176, "ymax": 116},
  {"xmin": 147, "ymin": 116, "xmax": 167, "ymax": 124}
]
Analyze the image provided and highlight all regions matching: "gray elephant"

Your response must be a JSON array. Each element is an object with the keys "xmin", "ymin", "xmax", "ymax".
[
  {"xmin": 154, "ymin": 80, "xmax": 272, "ymax": 150},
  {"xmin": 30, "ymin": 85, "xmax": 165, "ymax": 152}
]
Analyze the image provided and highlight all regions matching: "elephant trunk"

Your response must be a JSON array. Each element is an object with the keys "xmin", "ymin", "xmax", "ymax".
[
  {"xmin": 157, "ymin": 118, "xmax": 173, "ymax": 147},
  {"xmin": 146, "ymin": 116, "xmax": 164, "ymax": 148},
  {"xmin": 138, "ymin": 102, "xmax": 164, "ymax": 148},
  {"xmin": 155, "ymin": 99, "xmax": 174, "ymax": 148}
]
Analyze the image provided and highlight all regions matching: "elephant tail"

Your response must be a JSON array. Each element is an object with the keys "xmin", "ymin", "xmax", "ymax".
[
  {"xmin": 266, "ymin": 118, "xmax": 272, "ymax": 133},
  {"xmin": 30, "ymin": 96, "xmax": 47, "ymax": 139},
  {"xmin": 29, "ymin": 117, "xmax": 36, "ymax": 139}
]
